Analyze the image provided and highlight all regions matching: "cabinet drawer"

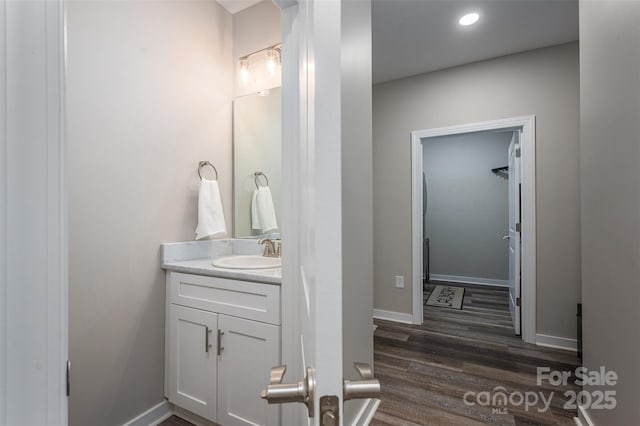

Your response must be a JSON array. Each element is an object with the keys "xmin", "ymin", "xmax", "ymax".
[{"xmin": 169, "ymin": 272, "xmax": 280, "ymax": 325}]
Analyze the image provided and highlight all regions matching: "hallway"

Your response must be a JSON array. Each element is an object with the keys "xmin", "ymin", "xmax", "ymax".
[{"xmin": 371, "ymin": 283, "xmax": 580, "ymax": 425}]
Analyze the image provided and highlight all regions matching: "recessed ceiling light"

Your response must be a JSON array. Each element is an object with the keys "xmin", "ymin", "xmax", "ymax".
[{"xmin": 459, "ymin": 12, "xmax": 480, "ymax": 26}]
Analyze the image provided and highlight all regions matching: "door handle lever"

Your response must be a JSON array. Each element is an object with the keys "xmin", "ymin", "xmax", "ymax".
[
  {"xmin": 502, "ymin": 235, "xmax": 511, "ymax": 240},
  {"xmin": 343, "ymin": 362, "xmax": 381, "ymax": 401},
  {"xmin": 261, "ymin": 365, "xmax": 315, "ymax": 417}
]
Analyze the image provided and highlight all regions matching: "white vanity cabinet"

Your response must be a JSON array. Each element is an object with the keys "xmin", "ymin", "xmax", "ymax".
[{"xmin": 165, "ymin": 271, "xmax": 280, "ymax": 426}]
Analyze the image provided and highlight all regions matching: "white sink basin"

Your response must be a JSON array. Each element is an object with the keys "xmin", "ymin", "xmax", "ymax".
[{"xmin": 212, "ymin": 255, "xmax": 281, "ymax": 270}]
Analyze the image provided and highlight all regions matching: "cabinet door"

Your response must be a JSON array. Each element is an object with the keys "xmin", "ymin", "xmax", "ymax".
[
  {"xmin": 217, "ymin": 315, "xmax": 280, "ymax": 426},
  {"xmin": 168, "ymin": 305, "xmax": 218, "ymax": 422}
]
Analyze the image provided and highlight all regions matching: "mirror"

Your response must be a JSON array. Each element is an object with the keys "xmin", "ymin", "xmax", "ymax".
[{"xmin": 233, "ymin": 87, "xmax": 281, "ymax": 238}]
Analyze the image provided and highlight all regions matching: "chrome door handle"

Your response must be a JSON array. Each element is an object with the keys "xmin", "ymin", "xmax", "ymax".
[
  {"xmin": 502, "ymin": 235, "xmax": 510, "ymax": 240},
  {"xmin": 261, "ymin": 365, "xmax": 315, "ymax": 417},
  {"xmin": 343, "ymin": 362, "xmax": 381, "ymax": 401}
]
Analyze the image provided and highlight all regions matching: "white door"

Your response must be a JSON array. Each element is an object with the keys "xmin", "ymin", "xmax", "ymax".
[
  {"xmin": 272, "ymin": 0, "xmax": 377, "ymax": 424},
  {"xmin": 285, "ymin": 0, "xmax": 344, "ymax": 421},
  {"xmin": 168, "ymin": 305, "xmax": 218, "ymax": 421},
  {"xmin": 508, "ymin": 132, "xmax": 522, "ymax": 335}
]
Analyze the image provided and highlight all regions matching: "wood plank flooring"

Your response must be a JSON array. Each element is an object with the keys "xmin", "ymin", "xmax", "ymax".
[
  {"xmin": 159, "ymin": 415, "xmax": 197, "ymax": 426},
  {"xmin": 371, "ymin": 281, "xmax": 581, "ymax": 426},
  {"xmin": 160, "ymin": 281, "xmax": 580, "ymax": 426}
]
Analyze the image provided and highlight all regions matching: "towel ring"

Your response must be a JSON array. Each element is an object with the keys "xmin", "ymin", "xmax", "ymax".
[
  {"xmin": 198, "ymin": 161, "xmax": 218, "ymax": 180},
  {"xmin": 254, "ymin": 172, "xmax": 269, "ymax": 189}
]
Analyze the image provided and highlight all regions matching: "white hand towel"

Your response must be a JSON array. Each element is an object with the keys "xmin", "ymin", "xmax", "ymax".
[
  {"xmin": 251, "ymin": 186, "xmax": 278, "ymax": 233},
  {"xmin": 195, "ymin": 179, "xmax": 227, "ymax": 240}
]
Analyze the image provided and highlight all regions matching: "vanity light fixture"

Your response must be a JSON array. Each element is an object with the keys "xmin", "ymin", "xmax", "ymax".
[
  {"xmin": 266, "ymin": 48, "xmax": 279, "ymax": 77},
  {"xmin": 239, "ymin": 59, "xmax": 249, "ymax": 84},
  {"xmin": 458, "ymin": 12, "xmax": 480, "ymax": 26},
  {"xmin": 238, "ymin": 43, "xmax": 282, "ymax": 85}
]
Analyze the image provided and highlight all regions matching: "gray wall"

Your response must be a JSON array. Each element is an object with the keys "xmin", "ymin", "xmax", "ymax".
[
  {"xmin": 67, "ymin": 1, "xmax": 232, "ymax": 424},
  {"xmin": 580, "ymin": 1, "xmax": 640, "ymax": 424},
  {"xmin": 373, "ymin": 42, "xmax": 580, "ymax": 340},
  {"xmin": 341, "ymin": 0, "xmax": 374, "ymax": 422},
  {"xmin": 423, "ymin": 132, "xmax": 512, "ymax": 282}
]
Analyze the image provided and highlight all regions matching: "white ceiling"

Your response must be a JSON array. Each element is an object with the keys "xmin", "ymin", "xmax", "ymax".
[
  {"xmin": 372, "ymin": 0, "xmax": 578, "ymax": 84},
  {"xmin": 216, "ymin": 0, "xmax": 262, "ymax": 14}
]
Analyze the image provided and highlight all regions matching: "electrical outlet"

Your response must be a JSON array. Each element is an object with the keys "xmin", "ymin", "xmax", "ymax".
[{"xmin": 395, "ymin": 275, "xmax": 404, "ymax": 289}]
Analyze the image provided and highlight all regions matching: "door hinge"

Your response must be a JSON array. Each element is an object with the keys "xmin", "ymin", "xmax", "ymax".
[
  {"xmin": 66, "ymin": 360, "xmax": 70, "ymax": 397},
  {"xmin": 320, "ymin": 395, "xmax": 339, "ymax": 426},
  {"xmin": 515, "ymin": 147, "xmax": 521, "ymax": 158},
  {"xmin": 515, "ymin": 222, "xmax": 521, "ymax": 233},
  {"xmin": 516, "ymin": 297, "xmax": 521, "ymax": 307}
]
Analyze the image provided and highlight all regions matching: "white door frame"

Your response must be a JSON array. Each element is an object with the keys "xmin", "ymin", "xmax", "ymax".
[
  {"xmin": 277, "ymin": 2, "xmax": 301, "ymax": 424},
  {"xmin": 0, "ymin": 0, "xmax": 68, "ymax": 424},
  {"xmin": 411, "ymin": 115, "xmax": 536, "ymax": 344}
]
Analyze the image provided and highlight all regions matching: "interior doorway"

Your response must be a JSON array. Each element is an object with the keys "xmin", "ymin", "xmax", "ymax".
[{"xmin": 410, "ymin": 116, "xmax": 537, "ymax": 344}]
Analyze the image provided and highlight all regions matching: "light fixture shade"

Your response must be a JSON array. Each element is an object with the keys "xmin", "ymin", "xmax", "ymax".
[
  {"xmin": 459, "ymin": 12, "xmax": 480, "ymax": 26},
  {"xmin": 266, "ymin": 49, "xmax": 277, "ymax": 77},
  {"xmin": 237, "ymin": 44, "xmax": 281, "ymax": 86},
  {"xmin": 239, "ymin": 59, "xmax": 249, "ymax": 84}
]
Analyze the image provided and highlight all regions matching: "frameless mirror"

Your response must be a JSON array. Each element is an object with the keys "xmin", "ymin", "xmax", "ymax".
[{"xmin": 233, "ymin": 87, "xmax": 281, "ymax": 238}]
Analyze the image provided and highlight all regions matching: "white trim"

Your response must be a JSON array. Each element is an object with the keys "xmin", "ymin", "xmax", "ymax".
[
  {"xmin": 373, "ymin": 309, "xmax": 414, "ymax": 324},
  {"xmin": 48, "ymin": 2, "xmax": 69, "ymax": 424},
  {"xmin": 411, "ymin": 115, "xmax": 537, "ymax": 343},
  {"xmin": 410, "ymin": 130, "xmax": 423, "ymax": 325},
  {"xmin": 577, "ymin": 404, "xmax": 596, "ymax": 426},
  {"xmin": 0, "ymin": 0, "xmax": 7, "ymax": 421},
  {"xmin": 353, "ymin": 398, "xmax": 381, "ymax": 426},
  {"xmin": 121, "ymin": 400, "xmax": 172, "ymax": 426},
  {"xmin": 1, "ymin": 2, "xmax": 68, "ymax": 423},
  {"xmin": 278, "ymin": 3, "xmax": 301, "ymax": 426},
  {"xmin": 429, "ymin": 274, "xmax": 509, "ymax": 288},
  {"xmin": 535, "ymin": 333, "xmax": 578, "ymax": 352}
]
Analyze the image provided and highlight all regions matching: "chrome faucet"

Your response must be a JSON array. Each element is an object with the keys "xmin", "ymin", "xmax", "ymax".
[
  {"xmin": 258, "ymin": 238, "xmax": 282, "ymax": 258},
  {"xmin": 259, "ymin": 238, "xmax": 277, "ymax": 257}
]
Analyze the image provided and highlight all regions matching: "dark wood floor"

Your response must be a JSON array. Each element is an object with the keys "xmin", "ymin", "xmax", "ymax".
[
  {"xmin": 161, "ymin": 281, "xmax": 580, "ymax": 426},
  {"xmin": 371, "ymin": 281, "xmax": 581, "ymax": 426},
  {"xmin": 159, "ymin": 415, "xmax": 197, "ymax": 426}
]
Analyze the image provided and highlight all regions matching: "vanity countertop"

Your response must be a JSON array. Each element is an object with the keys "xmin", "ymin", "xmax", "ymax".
[{"xmin": 160, "ymin": 239, "xmax": 281, "ymax": 285}]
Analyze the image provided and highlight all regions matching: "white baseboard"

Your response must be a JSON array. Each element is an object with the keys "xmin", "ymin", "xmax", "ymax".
[
  {"xmin": 121, "ymin": 400, "xmax": 172, "ymax": 426},
  {"xmin": 429, "ymin": 274, "xmax": 509, "ymax": 287},
  {"xmin": 535, "ymin": 333, "xmax": 578, "ymax": 352},
  {"xmin": 373, "ymin": 309, "xmax": 413, "ymax": 324},
  {"xmin": 353, "ymin": 398, "xmax": 381, "ymax": 426},
  {"xmin": 576, "ymin": 404, "xmax": 595, "ymax": 426}
]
